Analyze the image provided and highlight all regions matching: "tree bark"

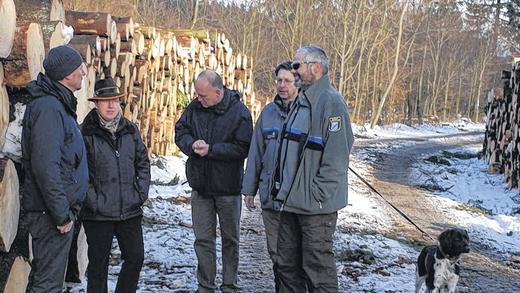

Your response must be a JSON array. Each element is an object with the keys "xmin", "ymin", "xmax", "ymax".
[
  {"xmin": 14, "ymin": 0, "xmax": 66, "ymax": 53},
  {"xmin": 113, "ymin": 16, "xmax": 134, "ymax": 41},
  {"xmin": 65, "ymin": 10, "xmax": 113, "ymax": 38},
  {"xmin": 69, "ymin": 34, "xmax": 101, "ymax": 57}
]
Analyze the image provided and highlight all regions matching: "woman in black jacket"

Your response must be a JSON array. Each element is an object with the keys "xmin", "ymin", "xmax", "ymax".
[{"xmin": 80, "ymin": 78, "xmax": 151, "ymax": 293}]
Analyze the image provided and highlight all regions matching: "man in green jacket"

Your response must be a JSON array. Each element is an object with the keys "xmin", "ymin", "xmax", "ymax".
[{"xmin": 271, "ymin": 45, "xmax": 354, "ymax": 292}]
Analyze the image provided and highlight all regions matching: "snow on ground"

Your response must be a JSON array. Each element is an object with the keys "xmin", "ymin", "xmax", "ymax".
[
  {"xmin": 351, "ymin": 120, "xmax": 519, "ymax": 253},
  {"xmin": 409, "ymin": 145, "xmax": 520, "ymax": 259},
  {"xmin": 352, "ymin": 118, "xmax": 484, "ymax": 139},
  {"xmin": 0, "ymin": 103, "xmax": 24, "ymax": 162},
  {"xmin": 68, "ymin": 120, "xmax": 520, "ymax": 293},
  {"xmin": 336, "ymin": 233, "xmax": 417, "ymax": 292}
]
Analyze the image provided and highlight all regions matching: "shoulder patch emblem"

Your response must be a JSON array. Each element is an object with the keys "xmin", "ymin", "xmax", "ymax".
[{"xmin": 328, "ymin": 116, "xmax": 341, "ymax": 132}]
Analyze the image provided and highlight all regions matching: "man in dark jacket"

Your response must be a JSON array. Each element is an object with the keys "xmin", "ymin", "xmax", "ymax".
[
  {"xmin": 22, "ymin": 45, "xmax": 89, "ymax": 293},
  {"xmin": 241, "ymin": 61, "xmax": 298, "ymax": 291},
  {"xmin": 175, "ymin": 70, "xmax": 253, "ymax": 293},
  {"xmin": 80, "ymin": 78, "xmax": 150, "ymax": 293}
]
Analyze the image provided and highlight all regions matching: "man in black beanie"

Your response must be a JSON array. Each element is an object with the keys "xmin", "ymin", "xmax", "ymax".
[{"xmin": 22, "ymin": 45, "xmax": 89, "ymax": 293}]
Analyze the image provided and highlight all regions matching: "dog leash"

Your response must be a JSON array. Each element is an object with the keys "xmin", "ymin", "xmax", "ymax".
[{"xmin": 349, "ymin": 166, "xmax": 435, "ymax": 241}]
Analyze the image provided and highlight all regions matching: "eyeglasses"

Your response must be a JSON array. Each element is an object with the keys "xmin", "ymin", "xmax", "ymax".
[
  {"xmin": 291, "ymin": 61, "xmax": 317, "ymax": 70},
  {"xmin": 276, "ymin": 78, "xmax": 295, "ymax": 85}
]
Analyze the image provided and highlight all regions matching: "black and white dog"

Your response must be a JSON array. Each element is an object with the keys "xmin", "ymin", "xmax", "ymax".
[{"xmin": 415, "ymin": 228, "xmax": 470, "ymax": 293}]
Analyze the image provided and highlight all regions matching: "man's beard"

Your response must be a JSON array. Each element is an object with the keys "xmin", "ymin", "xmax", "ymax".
[{"xmin": 295, "ymin": 75, "xmax": 305, "ymax": 89}]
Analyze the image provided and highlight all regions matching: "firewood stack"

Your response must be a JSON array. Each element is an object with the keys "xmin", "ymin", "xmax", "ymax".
[
  {"xmin": 63, "ymin": 16, "xmax": 260, "ymax": 156},
  {"xmin": 105, "ymin": 26, "xmax": 261, "ymax": 156},
  {"xmin": 0, "ymin": 0, "xmax": 262, "ymax": 290},
  {"xmin": 1, "ymin": 1, "xmax": 261, "ymax": 157},
  {"xmin": 483, "ymin": 57, "xmax": 520, "ymax": 190}
]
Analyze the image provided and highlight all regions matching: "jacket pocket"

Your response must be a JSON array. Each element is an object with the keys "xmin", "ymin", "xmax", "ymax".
[
  {"xmin": 126, "ymin": 183, "xmax": 143, "ymax": 212},
  {"xmin": 60, "ymin": 168, "xmax": 78, "ymax": 201},
  {"xmin": 208, "ymin": 160, "xmax": 242, "ymax": 195},
  {"xmin": 285, "ymin": 159, "xmax": 321, "ymax": 213},
  {"xmin": 134, "ymin": 180, "xmax": 145, "ymax": 204},
  {"xmin": 258, "ymin": 170, "xmax": 271, "ymax": 207},
  {"xmin": 186, "ymin": 157, "xmax": 204, "ymax": 191},
  {"xmin": 84, "ymin": 185, "xmax": 99, "ymax": 214}
]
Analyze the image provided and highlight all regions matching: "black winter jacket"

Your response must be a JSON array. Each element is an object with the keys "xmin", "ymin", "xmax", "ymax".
[
  {"xmin": 22, "ymin": 73, "xmax": 89, "ymax": 226},
  {"xmin": 175, "ymin": 88, "xmax": 253, "ymax": 196},
  {"xmin": 80, "ymin": 109, "xmax": 151, "ymax": 221}
]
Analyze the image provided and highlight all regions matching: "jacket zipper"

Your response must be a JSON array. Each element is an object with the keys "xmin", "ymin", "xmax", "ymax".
[
  {"xmin": 204, "ymin": 113, "xmax": 216, "ymax": 193},
  {"xmin": 112, "ymin": 133, "xmax": 124, "ymax": 220}
]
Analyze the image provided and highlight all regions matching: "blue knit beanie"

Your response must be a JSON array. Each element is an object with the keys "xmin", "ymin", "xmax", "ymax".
[{"xmin": 43, "ymin": 45, "xmax": 83, "ymax": 81}]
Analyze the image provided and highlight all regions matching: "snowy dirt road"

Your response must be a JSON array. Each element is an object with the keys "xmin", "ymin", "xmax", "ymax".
[
  {"xmin": 66, "ymin": 123, "xmax": 520, "ymax": 292},
  {"xmin": 358, "ymin": 131, "xmax": 520, "ymax": 292}
]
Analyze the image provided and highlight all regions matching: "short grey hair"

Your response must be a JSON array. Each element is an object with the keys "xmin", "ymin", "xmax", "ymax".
[
  {"xmin": 197, "ymin": 70, "xmax": 224, "ymax": 91},
  {"xmin": 296, "ymin": 45, "xmax": 329, "ymax": 75}
]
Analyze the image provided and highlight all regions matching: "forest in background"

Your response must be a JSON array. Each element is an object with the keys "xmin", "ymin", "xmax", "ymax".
[{"xmin": 63, "ymin": 0, "xmax": 520, "ymax": 126}]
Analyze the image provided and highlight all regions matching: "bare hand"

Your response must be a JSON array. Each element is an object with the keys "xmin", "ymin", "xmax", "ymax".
[
  {"xmin": 57, "ymin": 221, "xmax": 73, "ymax": 234},
  {"xmin": 192, "ymin": 139, "xmax": 206, "ymax": 150},
  {"xmin": 244, "ymin": 195, "xmax": 256, "ymax": 211},
  {"xmin": 192, "ymin": 139, "xmax": 209, "ymax": 157}
]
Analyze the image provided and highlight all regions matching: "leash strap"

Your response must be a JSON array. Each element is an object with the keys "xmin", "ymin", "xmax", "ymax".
[{"xmin": 349, "ymin": 166, "xmax": 435, "ymax": 241}]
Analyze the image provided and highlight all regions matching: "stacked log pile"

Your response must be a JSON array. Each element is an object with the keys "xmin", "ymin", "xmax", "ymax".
[
  {"xmin": 63, "ymin": 14, "xmax": 260, "ymax": 156},
  {"xmin": 0, "ymin": 0, "xmax": 262, "ymax": 290},
  {"xmin": 1, "ymin": 1, "xmax": 56, "ymax": 290},
  {"xmin": 1, "ymin": 2, "xmax": 260, "ymax": 156},
  {"xmin": 483, "ymin": 58, "xmax": 520, "ymax": 189}
]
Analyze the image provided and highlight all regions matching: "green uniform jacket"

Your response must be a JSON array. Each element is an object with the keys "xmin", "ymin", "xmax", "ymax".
[{"xmin": 271, "ymin": 75, "xmax": 354, "ymax": 215}]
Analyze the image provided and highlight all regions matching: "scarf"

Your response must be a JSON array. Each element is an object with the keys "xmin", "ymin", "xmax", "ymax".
[{"xmin": 97, "ymin": 111, "xmax": 122, "ymax": 134}]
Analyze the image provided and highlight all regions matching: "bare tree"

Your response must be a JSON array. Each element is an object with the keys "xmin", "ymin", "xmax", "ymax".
[{"xmin": 370, "ymin": 1, "xmax": 408, "ymax": 128}]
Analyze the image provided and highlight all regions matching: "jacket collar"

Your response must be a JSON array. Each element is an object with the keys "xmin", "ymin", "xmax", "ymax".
[
  {"xmin": 26, "ymin": 73, "xmax": 78, "ymax": 118},
  {"xmin": 273, "ymin": 94, "xmax": 293, "ymax": 113},
  {"xmin": 301, "ymin": 74, "xmax": 331, "ymax": 107},
  {"xmin": 195, "ymin": 88, "xmax": 240, "ymax": 115},
  {"xmin": 81, "ymin": 108, "xmax": 134, "ymax": 136}
]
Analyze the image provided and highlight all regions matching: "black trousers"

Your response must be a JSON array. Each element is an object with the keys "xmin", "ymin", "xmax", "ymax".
[
  {"xmin": 65, "ymin": 220, "xmax": 82, "ymax": 283},
  {"xmin": 83, "ymin": 216, "xmax": 144, "ymax": 293}
]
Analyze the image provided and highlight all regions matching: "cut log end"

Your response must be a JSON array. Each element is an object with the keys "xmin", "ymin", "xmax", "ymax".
[
  {"xmin": 0, "ymin": 63, "xmax": 9, "ymax": 149},
  {"xmin": 0, "ymin": 159, "xmax": 20, "ymax": 253},
  {"xmin": 3, "ymin": 23, "xmax": 45, "ymax": 87},
  {"xmin": 0, "ymin": 0, "xmax": 16, "ymax": 58},
  {"xmin": 27, "ymin": 24, "xmax": 46, "ymax": 80},
  {"xmin": 49, "ymin": 22, "xmax": 67, "ymax": 50},
  {"xmin": 0, "ymin": 254, "xmax": 31, "ymax": 293},
  {"xmin": 50, "ymin": 0, "xmax": 65, "ymax": 22}
]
